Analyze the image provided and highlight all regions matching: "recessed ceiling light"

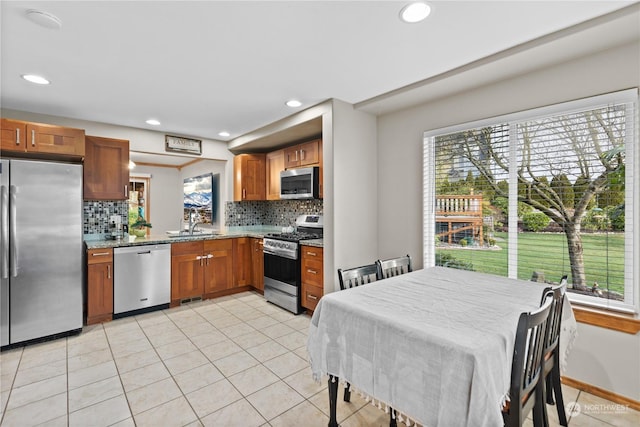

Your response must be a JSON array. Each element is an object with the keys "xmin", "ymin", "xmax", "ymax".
[
  {"xmin": 22, "ymin": 74, "xmax": 50, "ymax": 85},
  {"xmin": 218, "ymin": 131, "xmax": 230, "ymax": 137},
  {"xmin": 286, "ymin": 100, "xmax": 302, "ymax": 108},
  {"xmin": 400, "ymin": 2, "xmax": 431, "ymax": 23},
  {"xmin": 128, "ymin": 160, "xmax": 136, "ymax": 170},
  {"xmin": 145, "ymin": 119, "xmax": 161, "ymax": 126},
  {"xmin": 25, "ymin": 9, "xmax": 62, "ymax": 30}
]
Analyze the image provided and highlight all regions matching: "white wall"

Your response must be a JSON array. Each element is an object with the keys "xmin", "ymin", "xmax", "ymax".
[
  {"xmin": 329, "ymin": 99, "xmax": 378, "ymax": 293},
  {"xmin": 374, "ymin": 41, "xmax": 640, "ymax": 400}
]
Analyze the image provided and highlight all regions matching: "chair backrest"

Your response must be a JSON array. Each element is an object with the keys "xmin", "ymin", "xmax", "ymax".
[
  {"xmin": 505, "ymin": 297, "xmax": 552, "ymax": 427},
  {"xmin": 338, "ymin": 264, "xmax": 378, "ymax": 290},
  {"xmin": 540, "ymin": 281, "xmax": 567, "ymax": 366},
  {"xmin": 376, "ymin": 254, "xmax": 412, "ymax": 280}
]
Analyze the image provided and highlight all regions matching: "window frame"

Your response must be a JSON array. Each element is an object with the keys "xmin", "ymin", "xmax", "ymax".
[{"xmin": 423, "ymin": 89, "xmax": 639, "ymax": 313}]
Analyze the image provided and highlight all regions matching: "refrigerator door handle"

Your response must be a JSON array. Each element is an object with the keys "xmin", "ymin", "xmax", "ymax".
[
  {"xmin": 1, "ymin": 185, "xmax": 8, "ymax": 279},
  {"xmin": 9, "ymin": 185, "xmax": 18, "ymax": 277}
]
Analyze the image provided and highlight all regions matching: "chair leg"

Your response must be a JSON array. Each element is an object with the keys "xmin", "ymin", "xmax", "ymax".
[
  {"xmin": 545, "ymin": 374, "xmax": 555, "ymax": 405},
  {"xmin": 533, "ymin": 383, "xmax": 546, "ymax": 427},
  {"xmin": 551, "ymin": 367, "xmax": 568, "ymax": 426},
  {"xmin": 328, "ymin": 376, "xmax": 339, "ymax": 427},
  {"xmin": 389, "ymin": 408, "xmax": 397, "ymax": 427},
  {"xmin": 540, "ymin": 375, "xmax": 550, "ymax": 427},
  {"xmin": 344, "ymin": 382, "xmax": 351, "ymax": 402}
]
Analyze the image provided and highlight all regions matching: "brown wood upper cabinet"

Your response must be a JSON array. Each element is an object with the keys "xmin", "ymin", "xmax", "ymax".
[
  {"xmin": 284, "ymin": 139, "xmax": 320, "ymax": 169},
  {"xmin": 234, "ymin": 153, "xmax": 266, "ymax": 201},
  {"xmin": 1, "ymin": 118, "xmax": 85, "ymax": 158},
  {"xmin": 266, "ymin": 149, "xmax": 285, "ymax": 200},
  {"xmin": 84, "ymin": 135, "xmax": 130, "ymax": 200}
]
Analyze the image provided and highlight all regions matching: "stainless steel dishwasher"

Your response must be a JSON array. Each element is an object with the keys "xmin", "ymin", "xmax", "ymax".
[{"xmin": 113, "ymin": 244, "xmax": 171, "ymax": 316}]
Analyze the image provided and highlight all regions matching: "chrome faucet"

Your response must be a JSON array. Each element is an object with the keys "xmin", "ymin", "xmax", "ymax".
[{"xmin": 188, "ymin": 207, "xmax": 200, "ymax": 235}]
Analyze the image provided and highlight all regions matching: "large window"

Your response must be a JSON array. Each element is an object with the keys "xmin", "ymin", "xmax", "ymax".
[{"xmin": 423, "ymin": 90, "xmax": 638, "ymax": 312}]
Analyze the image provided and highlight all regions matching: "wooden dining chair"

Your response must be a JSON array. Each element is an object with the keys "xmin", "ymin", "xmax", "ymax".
[
  {"xmin": 538, "ymin": 279, "xmax": 568, "ymax": 427},
  {"xmin": 338, "ymin": 264, "xmax": 378, "ymax": 290},
  {"xmin": 376, "ymin": 254, "xmax": 412, "ymax": 279},
  {"xmin": 336, "ymin": 264, "xmax": 399, "ymax": 426},
  {"xmin": 336, "ymin": 264, "xmax": 378, "ymax": 401},
  {"xmin": 503, "ymin": 296, "xmax": 553, "ymax": 427}
]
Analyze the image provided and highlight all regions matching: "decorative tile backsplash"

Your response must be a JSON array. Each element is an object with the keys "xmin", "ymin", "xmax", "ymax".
[
  {"xmin": 83, "ymin": 201, "xmax": 128, "ymax": 234},
  {"xmin": 225, "ymin": 199, "xmax": 323, "ymax": 227},
  {"xmin": 84, "ymin": 199, "xmax": 323, "ymax": 235}
]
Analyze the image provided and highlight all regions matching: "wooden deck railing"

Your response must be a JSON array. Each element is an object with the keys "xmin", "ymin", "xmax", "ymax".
[{"xmin": 436, "ymin": 195, "xmax": 483, "ymax": 245}]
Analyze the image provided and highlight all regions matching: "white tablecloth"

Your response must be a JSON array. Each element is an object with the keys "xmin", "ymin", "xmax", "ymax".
[{"xmin": 307, "ymin": 267, "xmax": 576, "ymax": 427}]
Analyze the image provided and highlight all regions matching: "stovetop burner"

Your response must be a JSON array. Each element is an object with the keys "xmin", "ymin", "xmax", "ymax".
[{"xmin": 265, "ymin": 231, "xmax": 322, "ymax": 242}]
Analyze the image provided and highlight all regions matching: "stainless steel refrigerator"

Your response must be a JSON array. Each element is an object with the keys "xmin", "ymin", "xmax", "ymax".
[{"xmin": 1, "ymin": 159, "xmax": 83, "ymax": 347}]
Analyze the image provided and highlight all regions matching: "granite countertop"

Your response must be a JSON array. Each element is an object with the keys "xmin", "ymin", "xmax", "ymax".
[
  {"xmin": 85, "ymin": 226, "xmax": 324, "ymax": 249},
  {"xmin": 300, "ymin": 239, "xmax": 323, "ymax": 248}
]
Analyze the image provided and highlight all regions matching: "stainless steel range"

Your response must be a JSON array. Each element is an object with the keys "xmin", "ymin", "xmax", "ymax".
[{"xmin": 263, "ymin": 214, "xmax": 323, "ymax": 314}]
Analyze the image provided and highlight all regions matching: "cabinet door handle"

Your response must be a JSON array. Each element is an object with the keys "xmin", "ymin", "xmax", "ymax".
[
  {"xmin": 107, "ymin": 265, "xmax": 111, "ymax": 279},
  {"xmin": 307, "ymin": 294, "xmax": 318, "ymax": 301},
  {"xmin": 91, "ymin": 252, "xmax": 111, "ymax": 257},
  {"xmin": 124, "ymin": 186, "xmax": 128, "ymax": 198},
  {"xmin": 31, "ymin": 129, "xmax": 36, "ymax": 147},
  {"xmin": 295, "ymin": 150, "xmax": 299, "ymax": 161},
  {"xmin": 242, "ymin": 188, "xmax": 246, "ymax": 199},
  {"xmin": 307, "ymin": 269, "xmax": 318, "ymax": 275},
  {"xmin": 300, "ymin": 149, "xmax": 305, "ymax": 160},
  {"xmin": 305, "ymin": 251, "xmax": 317, "ymax": 256},
  {"xmin": 15, "ymin": 128, "xmax": 20, "ymax": 145}
]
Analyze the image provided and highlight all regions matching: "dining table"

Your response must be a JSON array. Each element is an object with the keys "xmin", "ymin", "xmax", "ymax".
[{"xmin": 307, "ymin": 266, "xmax": 577, "ymax": 427}]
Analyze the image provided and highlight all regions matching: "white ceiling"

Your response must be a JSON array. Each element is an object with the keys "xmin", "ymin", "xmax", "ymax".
[{"xmin": 1, "ymin": 1, "xmax": 637, "ymax": 144}]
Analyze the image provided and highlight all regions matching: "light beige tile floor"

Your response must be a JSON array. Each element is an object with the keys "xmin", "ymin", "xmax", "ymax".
[{"xmin": 0, "ymin": 291, "xmax": 638, "ymax": 426}]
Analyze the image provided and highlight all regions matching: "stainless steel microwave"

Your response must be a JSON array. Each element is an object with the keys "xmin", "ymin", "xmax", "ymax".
[{"xmin": 280, "ymin": 167, "xmax": 319, "ymax": 199}]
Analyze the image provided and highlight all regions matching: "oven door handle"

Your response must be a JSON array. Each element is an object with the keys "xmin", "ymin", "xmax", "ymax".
[{"xmin": 263, "ymin": 247, "xmax": 297, "ymax": 260}]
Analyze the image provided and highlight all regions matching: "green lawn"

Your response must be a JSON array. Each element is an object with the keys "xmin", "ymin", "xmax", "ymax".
[{"xmin": 436, "ymin": 231, "xmax": 625, "ymax": 294}]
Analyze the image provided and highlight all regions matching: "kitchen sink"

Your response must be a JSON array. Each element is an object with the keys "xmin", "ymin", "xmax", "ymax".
[{"xmin": 166, "ymin": 230, "xmax": 217, "ymax": 238}]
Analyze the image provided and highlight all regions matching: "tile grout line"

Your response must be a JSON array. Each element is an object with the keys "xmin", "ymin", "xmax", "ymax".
[{"xmin": 103, "ymin": 320, "xmax": 138, "ymax": 426}]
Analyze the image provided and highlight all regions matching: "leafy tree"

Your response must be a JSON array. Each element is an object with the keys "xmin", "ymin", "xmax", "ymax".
[
  {"xmin": 550, "ymin": 174, "xmax": 574, "ymax": 208},
  {"xmin": 597, "ymin": 173, "xmax": 625, "ymax": 208},
  {"xmin": 531, "ymin": 176, "xmax": 550, "ymax": 208},
  {"xmin": 573, "ymin": 175, "xmax": 596, "ymax": 211},
  {"xmin": 444, "ymin": 106, "xmax": 626, "ymax": 290}
]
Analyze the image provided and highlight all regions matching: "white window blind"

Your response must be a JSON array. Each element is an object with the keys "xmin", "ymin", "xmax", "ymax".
[{"xmin": 424, "ymin": 89, "xmax": 638, "ymax": 312}]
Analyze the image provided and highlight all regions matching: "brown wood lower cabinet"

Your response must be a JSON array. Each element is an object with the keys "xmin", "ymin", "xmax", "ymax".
[
  {"xmin": 251, "ymin": 238, "xmax": 264, "ymax": 292},
  {"xmin": 301, "ymin": 245, "xmax": 323, "ymax": 311},
  {"xmin": 204, "ymin": 239, "xmax": 233, "ymax": 295},
  {"xmin": 171, "ymin": 241, "xmax": 204, "ymax": 305},
  {"xmin": 233, "ymin": 238, "xmax": 252, "ymax": 288},
  {"xmin": 86, "ymin": 248, "xmax": 114, "ymax": 325},
  {"xmin": 171, "ymin": 238, "xmax": 237, "ymax": 306}
]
